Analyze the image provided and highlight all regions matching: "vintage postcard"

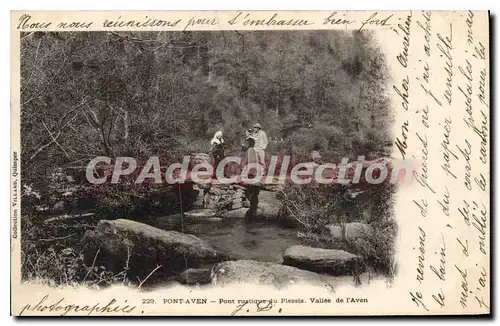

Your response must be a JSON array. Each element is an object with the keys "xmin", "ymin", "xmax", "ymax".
[{"xmin": 10, "ymin": 10, "xmax": 490, "ymax": 316}]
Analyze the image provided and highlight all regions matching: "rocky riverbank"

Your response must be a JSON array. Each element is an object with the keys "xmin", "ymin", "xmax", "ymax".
[
  {"xmin": 35, "ymin": 178, "xmax": 386, "ymax": 289},
  {"xmin": 82, "ymin": 178, "xmax": 373, "ymax": 288},
  {"xmin": 83, "ymin": 217, "xmax": 366, "ymax": 288}
]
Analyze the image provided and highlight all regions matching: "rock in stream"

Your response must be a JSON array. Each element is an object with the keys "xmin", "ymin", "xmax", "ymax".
[
  {"xmin": 283, "ymin": 245, "xmax": 364, "ymax": 276},
  {"xmin": 83, "ymin": 219, "xmax": 227, "ymax": 281}
]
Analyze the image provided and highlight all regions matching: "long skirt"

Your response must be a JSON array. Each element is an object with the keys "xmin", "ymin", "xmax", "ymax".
[{"xmin": 246, "ymin": 148, "xmax": 259, "ymax": 166}]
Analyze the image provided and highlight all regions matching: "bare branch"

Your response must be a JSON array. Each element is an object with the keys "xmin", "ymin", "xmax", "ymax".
[
  {"xmin": 83, "ymin": 249, "xmax": 100, "ymax": 283},
  {"xmin": 108, "ymin": 31, "xmax": 209, "ymax": 52},
  {"xmin": 41, "ymin": 120, "xmax": 70, "ymax": 159},
  {"xmin": 137, "ymin": 265, "xmax": 162, "ymax": 290},
  {"xmin": 28, "ymin": 129, "xmax": 63, "ymax": 161},
  {"xmin": 39, "ymin": 233, "xmax": 77, "ymax": 242},
  {"xmin": 60, "ymin": 97, "xmax": 91, "ymax": 124},
  {"xmin": 20, "ymin": 32, "xmax": 34, "ymax": 40},
  {"xmin": 20, "ymin": 38, "xmax": 42, "ymax": 95},
  {"xmin": 28, "ymin": 113, "xmax": 79, "ymax": 162},
  {"xmin": 23, "ymin": 55, "xmax": 71, "ymax": 107}
]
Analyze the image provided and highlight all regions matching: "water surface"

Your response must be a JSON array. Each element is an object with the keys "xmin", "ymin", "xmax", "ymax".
[{"xmin": 154, "ymin": 214, "xmax": 302, "ymax": 263}]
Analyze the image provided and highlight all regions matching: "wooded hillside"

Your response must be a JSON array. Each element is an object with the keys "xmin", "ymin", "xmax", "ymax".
[{"xmin": 21, "ymin": 30, "xmax": 392, "ymax": 186}]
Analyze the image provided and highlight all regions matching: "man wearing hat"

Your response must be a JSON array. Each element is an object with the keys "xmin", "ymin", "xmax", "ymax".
[{"xmin": 252, "ymin": 123, "xmax": 268, "ymax": 166}]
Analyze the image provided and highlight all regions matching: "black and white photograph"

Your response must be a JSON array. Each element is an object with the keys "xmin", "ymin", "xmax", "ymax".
[
  {"xmin": 10, "ymin": 10, "xmax": 490, "ymax": 317},
  {"xmin": 19, "ymin": 29, "xmax": 397, "ymax": 289}
]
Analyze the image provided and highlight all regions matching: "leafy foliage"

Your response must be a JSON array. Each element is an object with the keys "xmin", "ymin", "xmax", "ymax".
[
  {"xmin": 20, "ymin": 30, "xmax": 396, "ymax": 284},
  {"xmin": 21, "ymin": 30, "xmax": 392, "ymax": 187}
]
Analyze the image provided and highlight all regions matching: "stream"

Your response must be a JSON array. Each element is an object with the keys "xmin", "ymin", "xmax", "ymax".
[
  {"xmin": 153, "ymin": 213, "xmax": 303, "ymax": 263},
  {"xmin": 151, "ymin": 214, "xmax": 377, "ymax": 287}
]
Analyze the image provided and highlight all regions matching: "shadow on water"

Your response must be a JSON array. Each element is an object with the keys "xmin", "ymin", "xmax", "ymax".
[{"xmin": 152, "ymin": 214, "xmax": 302, "ymax": 263}]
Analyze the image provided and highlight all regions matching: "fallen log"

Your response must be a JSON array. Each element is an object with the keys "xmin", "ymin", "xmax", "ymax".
[{"xmin": 43, "ymin": 212, "xmax": 96, "ymax": 224}]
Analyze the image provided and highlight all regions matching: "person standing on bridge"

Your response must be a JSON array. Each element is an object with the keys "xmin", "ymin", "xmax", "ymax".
[
  {"xmin": 210, "ymin": 130, "xmax": 225, "ymax": 177},
  {"xmin": 252, "ymin": 123, "xmax": 268, "ymax": 166},
  {"xmin": 242, "ymin": 133, "xmax": 259, "ymax": 167}
]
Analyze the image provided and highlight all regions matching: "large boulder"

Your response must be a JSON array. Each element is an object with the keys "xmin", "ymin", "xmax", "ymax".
[
  {"xmin": 202, "ymin": 184, "xmax": 249, "ymax": 211},
  {"xmin": 184, "ymin": 209, "xmax": 216, "ymax": 219},
  {"xmin": 282, "ymin": 245, "xmax": 364, "ymax": 276},
  {"xmin": 155, "ymin": 213, "xmax": 182, "ymax": 229},
  {"xmin": 83, "ymin": 219, "xmax": 226, "ymax": 280},
  {"xmin": 220, "ymin": 189, "xmax": 281, "ymax": 219},
  {"xmin": 311, "ymin": 151, "xmax": 322, "ymax": 164},
  {"xmin": 178, "ymin": 268, "xmax": 212, "ymax": 285},
  {"xmin": 259, "ymin": 183, "xmax": 285, "ymax": 192},
  {"xmin": 52, "ymin": 200, "xmax": 66, "ymax": 213},
  {"xmin": 211, "ymin": 260, "xmax": 332, "ymax": 289},
  {"xmin": 190, "ymin": 153, "xmax": 211, "ymax": 168},
  {"xmin": 256, "ymin": 190, "xmax": 281, "ymax": 218},
  {"xmin": 326, "ymin": 222, "xmax": 373, "ymax": 241},
  {"xmin": 222, "ymin": 208, "xmax": 249, "ymax": 219}
]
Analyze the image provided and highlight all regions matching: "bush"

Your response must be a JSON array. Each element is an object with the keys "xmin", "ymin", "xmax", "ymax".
[
  {"xmin": 278, "ymin": 182, "xmax": 343, "ymax": 230},
  {"xmin": 79, "ymin": 182, "xmax": 196, "ymax": 220},
  {"xmin": 278, "ymin": 181, "xmax": 397, "ymax": 276},
  {"xmin": 21, "ymin": 213, "xmax": 133, "ymax": 287}
]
